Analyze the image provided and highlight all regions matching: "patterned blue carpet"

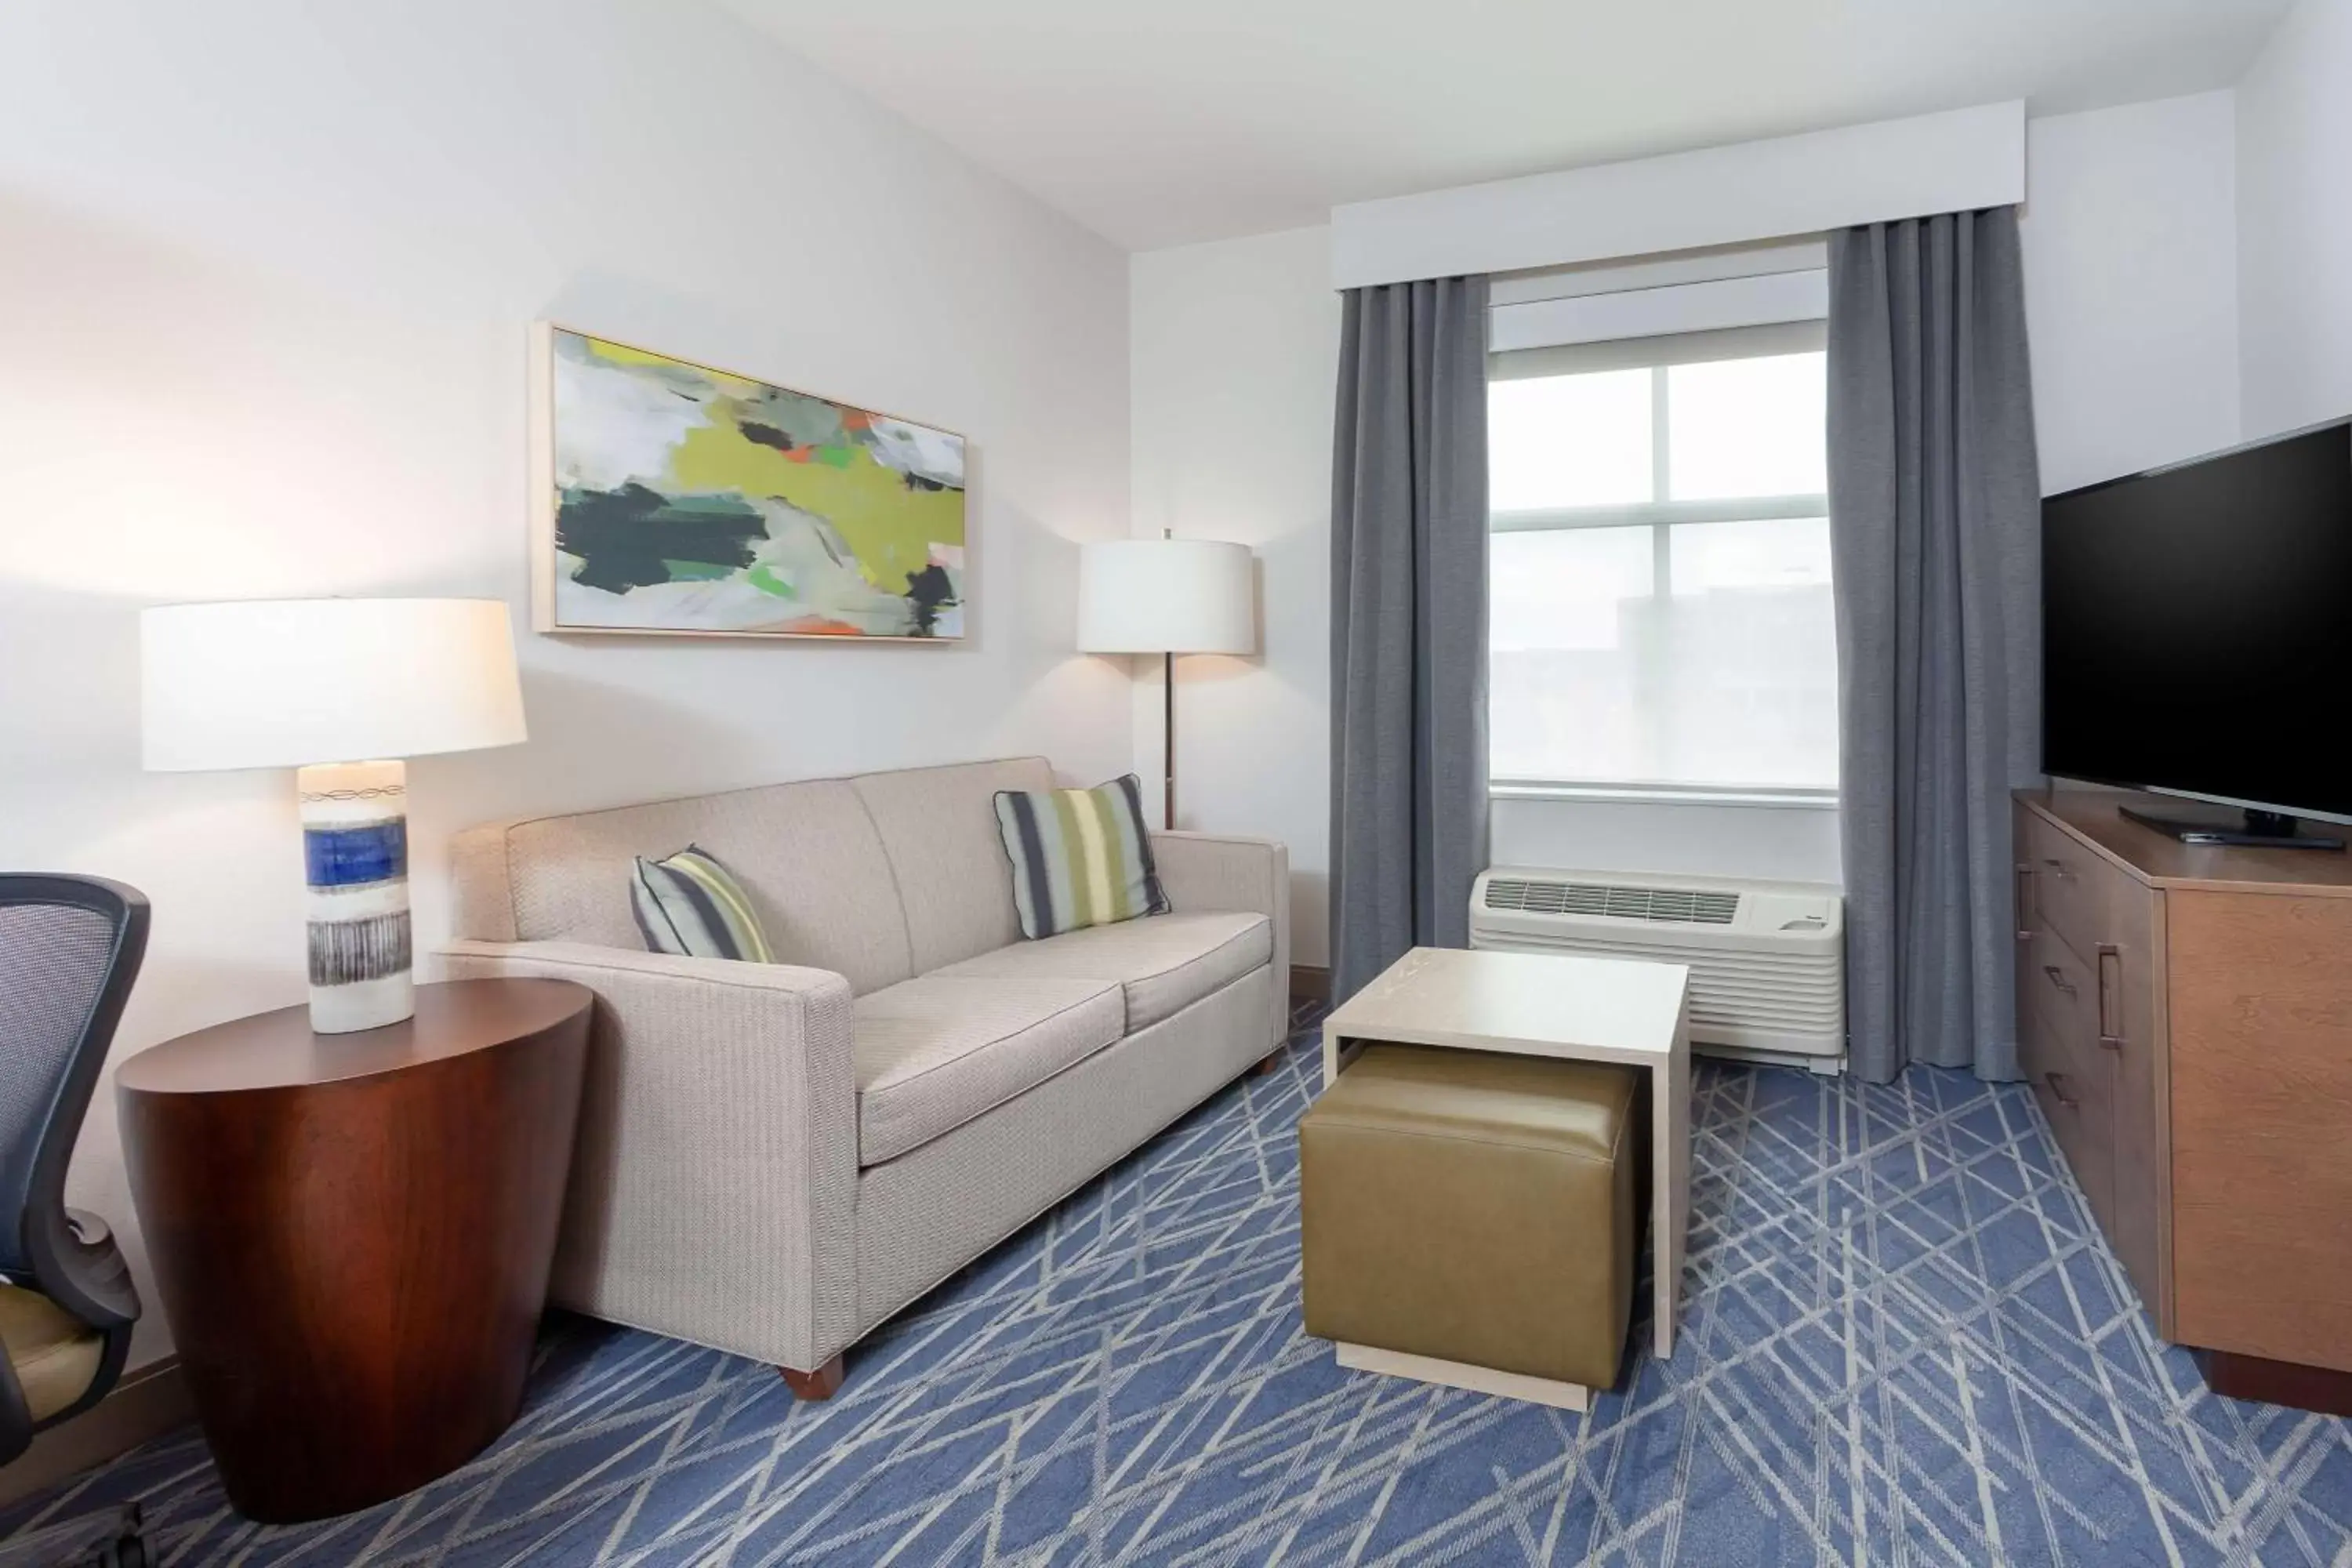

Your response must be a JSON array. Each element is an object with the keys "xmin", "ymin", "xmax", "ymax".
[{"xmin": 7, "ymin": 1026, "xmax": 2349, "ymax": 1566}]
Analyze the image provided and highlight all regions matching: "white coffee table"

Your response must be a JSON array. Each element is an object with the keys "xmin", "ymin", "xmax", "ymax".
[{"xmin": 1321, "ymin": 946, "xmax": 1693, "ymax": 1388}]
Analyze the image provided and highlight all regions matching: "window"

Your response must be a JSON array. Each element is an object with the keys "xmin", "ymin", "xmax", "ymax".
[{"xmin": 1488, "ymin": 328, "xmax": 1838, "ymax": 797}]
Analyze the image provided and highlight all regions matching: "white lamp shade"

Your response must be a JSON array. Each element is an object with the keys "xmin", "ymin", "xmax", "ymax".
[
  {"xmin": 142, "ymin": 597, "xmax": 528, "ymax": 771},
  {"xmin": 1076, "ymin": 539, "xmax": 1255, "ymax": 655}
]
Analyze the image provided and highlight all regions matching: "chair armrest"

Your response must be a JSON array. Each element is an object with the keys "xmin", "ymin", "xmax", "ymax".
[
  {"xmin": 1150, "ymin": 833, "xmax": 1290, "ymax": 1047},
  {"xmin": 436, "ymin": 940, "xmax": 859, "ymax": 1370}
]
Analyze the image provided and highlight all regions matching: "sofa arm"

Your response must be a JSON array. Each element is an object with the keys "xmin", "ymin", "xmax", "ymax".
[
  {"xmin": 437, "ymin": 940, "xmax": 858, "ymax": 1371},
  {"xmin": 1151, "ymin": 833, "xmax": 1290, "ymax": 1047}
]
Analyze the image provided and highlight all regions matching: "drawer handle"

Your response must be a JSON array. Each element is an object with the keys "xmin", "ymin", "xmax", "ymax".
[
  {"xmin": 2042, "ymin": 856, "xmax": 2074, "ymax": 881},
  {"xmin": 2096, "ymin": 942, "xmax": 2124, "ymax": 1051},
  {"xmin": 2042, "ymin": 964, "xmax": 2076, "ymax": 996},
  {"xmin": 2047, "ymin": 1070, "xmax": 2078, "ymax": 1109},
  {"xmin": 2015, "ymin": 862, "xmax": 2034, "ymax": 942}
]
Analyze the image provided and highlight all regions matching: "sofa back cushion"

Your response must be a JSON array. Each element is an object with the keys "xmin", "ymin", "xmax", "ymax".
[
  {"xmin": 498, "ymin": 779, "xmax": 916, "ymax": 995},
  {"xmin": 851, "ymin": 757, "xmax": 1051, "ymax": 973}
]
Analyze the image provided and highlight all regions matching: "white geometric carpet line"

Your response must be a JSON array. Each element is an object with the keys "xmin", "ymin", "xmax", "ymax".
[
  {"xmin": 1648, "ymin": 1179, "xmax": 2109, "ymax": 1528},
  {"xmin": 9, "ymin": 1033, "xmax": 2351, "ymax": 1566},
  {"xmin": 1940, "ymin": 1082, "xmax": 2060, "ymax": 1568},
  {"xmin": 1243, "ymin": 1363, "xmax": 1419, "ymax": 1567},
  {"xmin": 593, "ymin": 1350, "xmax": 742, "ymax": 1563},
  {"xmin": 2013, "ymin": 1121, "xmax": 2186, "ymax": 1568},
  {"xmin": 1137, "ymin": 1370, "xmax": 1433, "ymax": 1566},
  {"xmin": 547, "ymin": 1341, "xmax": 826, "ymax": 1566},
  {"xmin": 259, "ymin": 1332, "xmax": 729, "ymax": 1568},
  {"xmin": 2225, "ymin": 1430, "xmax": 2336, "ymax": 1568},
  {"xmin": 1145, "ymin": 1336, "xmax": 1398, "ymax": 1552},
  {"xmin": 784, "ymin": 1252, "xmax": 1298, "ymax": 1523},
  {"xmin": 2209, "ymin": 1417, "xmax": 2339, "ymax": 1567},
  {"xmin": 750, "ymin": 1218, "xmax": 1311, "ymax": 1559},
  {"xmin": 470, "ymin": 1349, "xmax": 747, "ymax": 1555},
  {"xmin": 1888, "ymin": 1137, "xmax": 2107, "ymax": 1559}
]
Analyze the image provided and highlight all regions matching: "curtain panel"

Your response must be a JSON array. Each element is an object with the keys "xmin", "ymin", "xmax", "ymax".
[
  {"xmin": 1328, "ymin": 275, "xmax": 1491, "ymax": 1007},
  {"xmin": 1827, "ymin": 206, "xmax": 2043, "ymax": 1082}
]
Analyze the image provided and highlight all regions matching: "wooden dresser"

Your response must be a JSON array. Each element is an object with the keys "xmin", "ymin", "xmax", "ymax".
[{"xmin": 2015, "ymin": 789, "xmax": 2352, "ymax": 1409}]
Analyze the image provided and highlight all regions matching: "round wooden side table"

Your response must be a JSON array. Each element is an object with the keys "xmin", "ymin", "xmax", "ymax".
[{"xmin": 115, "ymin": 978, "xmax": 592, "ymax": 1523}]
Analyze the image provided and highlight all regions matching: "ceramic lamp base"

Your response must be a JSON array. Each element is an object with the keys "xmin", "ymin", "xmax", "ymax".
[{"xmin": 298, "ymin": 760, "xmax": 413, "ymax": 1034}]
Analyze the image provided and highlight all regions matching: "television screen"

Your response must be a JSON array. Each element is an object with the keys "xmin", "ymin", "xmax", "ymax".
[{"xmin": 2042, "ymin": 420, "xmax": 2352, "ymax": 823}]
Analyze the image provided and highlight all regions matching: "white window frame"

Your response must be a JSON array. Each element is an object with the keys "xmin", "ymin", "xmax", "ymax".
[{"xmin": 1488, "ymin": 259, "xmax": 1838, "ymax": 807}]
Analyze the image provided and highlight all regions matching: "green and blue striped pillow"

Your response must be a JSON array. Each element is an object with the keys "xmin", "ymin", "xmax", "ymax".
[
  {"xmin": 993, "ymin": 775, "xmax": 1171, "ymax": 940},
  {"xmin": 629, "ymin": 846, "xmax": 774, "ymax": 963}
]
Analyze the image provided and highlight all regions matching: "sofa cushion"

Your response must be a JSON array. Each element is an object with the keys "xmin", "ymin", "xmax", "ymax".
[
  {"xmin": 499, "ymin": 779, "xmax": 915, "ymax": 994},
  {"xmin": 852, "ymin": 976, "xmax": 1124, "ymax": 1165},
  {"xmin": 931, "ymin": 911, "xmax": 1271, "ymax": 1033},
  {"xmin": 851, "ymin": 758, "xmax": 1054, "ymax": 975}
]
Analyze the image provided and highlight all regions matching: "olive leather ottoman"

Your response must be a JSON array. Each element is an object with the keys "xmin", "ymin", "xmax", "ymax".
[{"xmin": 1299, "ymin": 1043, "xmax": 1642, "ymax": 1410}]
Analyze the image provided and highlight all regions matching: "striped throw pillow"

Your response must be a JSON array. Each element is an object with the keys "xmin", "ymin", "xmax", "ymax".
[
  {"xmin": 993, "ymin": 775, "xmax": 1171, "ymax": 940},
  {"xmin": 629, "ymin": 846, "xmax": 774, "ymax": 962}
]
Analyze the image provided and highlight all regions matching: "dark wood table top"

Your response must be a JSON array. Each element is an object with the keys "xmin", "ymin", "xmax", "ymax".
[{"xmin": 115, "ymin": 978, "xmax": 593, "ymax": 1096}]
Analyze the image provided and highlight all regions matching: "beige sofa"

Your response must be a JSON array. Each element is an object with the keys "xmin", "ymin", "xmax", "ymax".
[{"xmin": 439, "ymin": 757, "xmax": 1288, "ymax": 1392}]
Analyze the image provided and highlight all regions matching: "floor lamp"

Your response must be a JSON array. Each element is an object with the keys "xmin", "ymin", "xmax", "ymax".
[{"xmin": 1076, "ymin": 537, "xmax": 1255, "ymax": 829}]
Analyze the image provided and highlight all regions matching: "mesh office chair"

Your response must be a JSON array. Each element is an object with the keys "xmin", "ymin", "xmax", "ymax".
[{"xmin": 0, "ymin": 876, "xmax": 147, "ymax": 1466}]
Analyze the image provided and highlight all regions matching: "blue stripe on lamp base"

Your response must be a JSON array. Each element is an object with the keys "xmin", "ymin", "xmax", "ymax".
[{"xmin": 298, "ymin": 760, "xmax": 414, "ymax": 1033}]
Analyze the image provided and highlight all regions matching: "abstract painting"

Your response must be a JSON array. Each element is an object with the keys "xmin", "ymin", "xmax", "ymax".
[{"xmin": 531, "ymin": 325, "xmax": 966, "ymax": 639}]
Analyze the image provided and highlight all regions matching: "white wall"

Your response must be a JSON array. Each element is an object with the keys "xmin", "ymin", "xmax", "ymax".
[
  {"xmin": 2235, "ymin": 0, "xmax": 2352, "ymax": 438},
  {"xmin": 1127, "ymin": 93, "xmax": 2248, "ymax": 926},
  {"xmin": 2022, "ymin": 92, "xmax": 2244, "ymax": 493},
  {"xmin": 0, "ymin": 0, "xmax": 1132, "ymax": 1367},
  {"xmin": 1128, "ymin": 227, "xmax": 1340, "ymax": 964}
]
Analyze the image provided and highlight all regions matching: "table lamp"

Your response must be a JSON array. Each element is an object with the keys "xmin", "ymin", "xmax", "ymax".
[
  {"xmin": 141, "ymin": 597, "xmax": 528, "ymax": 1034},
  {"xmin": 1076, "ymin": 536, "xmax": 1254, "ymax": 829}
]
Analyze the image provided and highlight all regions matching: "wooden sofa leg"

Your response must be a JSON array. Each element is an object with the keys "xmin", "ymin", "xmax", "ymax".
[
  {"xmin": 779, "ymin": 1356, "xmax": 845, "ymax": 1400},
  {"xmin": 1252, "ymin": 1053, "xmax": 1281, "ymax": 1076}
]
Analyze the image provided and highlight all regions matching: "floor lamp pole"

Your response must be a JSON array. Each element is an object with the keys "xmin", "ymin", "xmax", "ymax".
[{"xmin": 1162, "ymin": 649, "xmax": 1178, "ymax": 830}]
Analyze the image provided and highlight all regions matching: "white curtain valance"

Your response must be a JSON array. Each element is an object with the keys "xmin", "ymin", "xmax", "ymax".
[{"xmin": 1330, "ymin": 101, "xmax": 2025, "ymax": 290}]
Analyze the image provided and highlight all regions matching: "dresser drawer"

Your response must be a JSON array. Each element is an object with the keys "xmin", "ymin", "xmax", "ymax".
[
  {"xmin": 2023, "ymin": 920, "xmax": 2103, "ymax": 1054},
  {"xmin": 2020, "ymin": 808, "xmax": 2126, "ymax": 967},
  {"xmin": 2014, "ymin": 797, "xmax": 2172, "ymax": 1328},
  {"xmin": 2022, "ymin": 979, "xmax": 2118, "ymax": 1237}
]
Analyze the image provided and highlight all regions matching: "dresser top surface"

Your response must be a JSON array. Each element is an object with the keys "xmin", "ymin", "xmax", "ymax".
[{"xmin": 2020, "ymin": 789, "xmax": 2352, "ymax": 898}]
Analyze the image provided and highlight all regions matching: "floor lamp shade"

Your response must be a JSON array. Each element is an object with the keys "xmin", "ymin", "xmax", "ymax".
[
  {"xmin": 140, "ymin": 598, "xmax": 528, "ymax": 1034},
  {"xmin": 1076, "ymin": 539, "xmax": 1255, "ymax": 656},
  {"xmin": 1076, "ymin": 539, "xmax": 1255, "ymax": 830}
]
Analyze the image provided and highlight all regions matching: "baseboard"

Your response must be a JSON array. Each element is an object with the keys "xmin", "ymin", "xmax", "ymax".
[
  {"xmin": 0, "ymin": 1359, "xmax": 192, "ymax": 1508},
  {"xmin": 1289, "ymin": 964, "xmax": 1330, "ymax": 1007}
]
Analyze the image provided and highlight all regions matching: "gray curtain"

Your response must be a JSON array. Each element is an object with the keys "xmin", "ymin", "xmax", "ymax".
[
  {"xmin": 1828, "ymin": 207, "xmax": 2042, "ymax": 1083},
  {"xmin": 1329, "ymin": 275, "xmax": 1490, "ymax": 1007}
]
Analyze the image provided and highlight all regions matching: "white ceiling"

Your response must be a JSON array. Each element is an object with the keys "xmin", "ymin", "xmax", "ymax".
[{"xmin": 718, "ymin": 0, "xmax": 2291, "ymax": 252}]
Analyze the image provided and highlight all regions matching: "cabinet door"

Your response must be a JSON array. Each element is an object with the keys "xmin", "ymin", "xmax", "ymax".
[{"xmin": 2169, "ymin": 891, "xmax": 2352, "ymax": 1369}]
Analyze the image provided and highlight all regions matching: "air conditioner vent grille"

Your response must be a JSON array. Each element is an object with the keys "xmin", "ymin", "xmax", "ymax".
[{"xmin": 1483, "ymin": 878, "xmax": 1739, "ymax": 925}]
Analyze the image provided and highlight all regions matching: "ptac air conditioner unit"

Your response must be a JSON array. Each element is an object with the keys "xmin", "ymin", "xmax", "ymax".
[{"xmin": 1469, "ymin": 869, "xmax": 1846, "ymax": 1073}]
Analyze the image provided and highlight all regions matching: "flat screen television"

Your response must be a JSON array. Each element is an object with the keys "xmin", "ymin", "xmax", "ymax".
[{"xmin": 2042, "ymin": 418, "xmax": 2352, "ymax": 849}]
